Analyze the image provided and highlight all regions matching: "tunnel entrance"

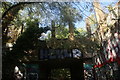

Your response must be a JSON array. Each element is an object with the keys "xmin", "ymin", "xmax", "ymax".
[{"xmin": 39, "ymin": 58, "xmax": 84, "ymax": 80}]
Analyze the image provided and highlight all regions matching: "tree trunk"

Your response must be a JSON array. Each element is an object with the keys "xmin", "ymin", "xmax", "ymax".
[
  {"xmin": 51, "ymin": 20, "xmax": 55, "ymax": 38},
  {"xmin": 85, "ymin": 18, "xmax": 91, "ymax": 37},
  {"xmin": 93, "ymin": 0, "xmax": 106, "ymax": 23},
  {"xmin": 21, "ymin": 23, "xmax": 24, "ymax": 34},
  {"xmin": 93, "ymin": 0, "xmax": 106, "ymax": 42},
  {"xmin": 68, "ymin": 21, "xmax": 74, "ymax": 40}
]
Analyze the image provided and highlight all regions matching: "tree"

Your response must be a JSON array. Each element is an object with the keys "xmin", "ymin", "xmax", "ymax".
[
  {"xmin": 55, "ymin": 25, "xmax": 69, "ymax": 39},
  {"xmin": 2, "ymin": 2, "xmax": 102, "ymax": 79},
  {"xmin": 2, "ymin": 2, "xmax": 26, "ymax": 45},
  {"xmin": 59, "ymin": 3, "xmax": 83, "ymax": 40},
  {"xmin": 12, "ymin": 19, "xmax": 43, "ymax": 57},
  {"xmin": 2, "ymin": 19, "xmax": 44, "ymax": 80}
]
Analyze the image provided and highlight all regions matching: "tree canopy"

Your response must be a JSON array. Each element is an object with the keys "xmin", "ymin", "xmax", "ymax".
[{"xmin": 2, "ymin": 1, "xmax": 119, "ymax": 79}]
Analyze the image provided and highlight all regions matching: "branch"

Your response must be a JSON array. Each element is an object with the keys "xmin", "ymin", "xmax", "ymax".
[
  {"xmin": 73, "ymin": 2, "xmax": 96, "ymax": 24},
  {"xmin": 2, "ymin": 2, "xmax": 34, "ymax": 19}
]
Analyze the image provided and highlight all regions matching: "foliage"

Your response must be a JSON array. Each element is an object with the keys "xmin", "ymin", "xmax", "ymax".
[
  {"xmin": 2, "ymin": 2, "xmax": 109, "ymax": 79},
  {"xmin": 2, "ymin": 2, "xmax": 13, "ymax": 14},
  {"xmin": 74, "ymin": 28, "xmax": 87, "ymax": 37},
  {"xmin": 2, "ymin": 2, "xmax": 27, "ymax": 46},
  {"xmin": 51, "ymin": 69, "xmax": 71, "ymax": 80},
  {"xmin": 2, "ymin": 19, "xmax": 51, "ymax": 79},
  {"xmin": 59, "ymin": 3, "xmax": 82, "ymax": 24},
  {"xmin": 56, "ymin": 25, "xmax": 69, "ymax": 39},
  {"xmin": 12, "ymin": 19, "xmax": 43, "ymax": 54}
]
